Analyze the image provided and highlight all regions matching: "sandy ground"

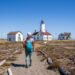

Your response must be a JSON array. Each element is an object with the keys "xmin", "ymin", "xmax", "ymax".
[{"xmin": 10, "ymin": 51, "xmax": 60, "ymax": 75}]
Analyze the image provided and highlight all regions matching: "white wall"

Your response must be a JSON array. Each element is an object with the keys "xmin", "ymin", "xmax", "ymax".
[
  {"xmin": 41, "ymin": 23, "xmax": 45, "ymax": 32},
  {"xmin": 32, "ymin": 35, "xmax": 37, "ymax": 40},
  {"xmin": 43, "ymin": 35, "xmax": 52, "ymax": 40},
  {"xmin": 43, "ymin": 35, "xmax": 47, "ymax": 40},
  {"xmin": 48, "ymin": 35, "xmax": 52, "ymax": 40},
  {"xmin": 32, "ymin": 32, "xmax": 43, "ymax": 40},
  {"xmin": 7, "ymin": 32, "xmax": 23, "ymax": 42},
  {"xmin": 37, "ymin": 32, "xmax": 43, "ymax": 40},
  {"xmin": 32, "ymin": 32, "xmax": 52, "ymax": 41},
  {"xmin": 16, "ymin": 32, "xmax": 23, "ymax": 41}
]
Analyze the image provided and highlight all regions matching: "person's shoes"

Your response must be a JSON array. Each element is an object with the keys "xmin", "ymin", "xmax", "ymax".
[
  {"xmin": 26, "ymin": 65, "xmax": 28, "ymax": 68},
  {"xmin": 29, "ymin": 64, "xmax": 32, "ymax": 67}
]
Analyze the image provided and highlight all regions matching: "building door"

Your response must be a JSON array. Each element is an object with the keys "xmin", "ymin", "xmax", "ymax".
[
  {"xmin": 9, "ymin": 38, "xmax": 11, "ymax": 41},
  {"xmin": 47, "ymin": 35, "xmax": 48, "ymax": 40},
  {"xmin": 18, "ymin": 34, "xmax": 21, "ymax": 41}
]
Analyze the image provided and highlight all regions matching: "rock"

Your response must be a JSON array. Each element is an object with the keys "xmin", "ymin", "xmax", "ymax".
[{"xmin": 47, "ymin": 58, "xmax": 53, "ymax": 64}]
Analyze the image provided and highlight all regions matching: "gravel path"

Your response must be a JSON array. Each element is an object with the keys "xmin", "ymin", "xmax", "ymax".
[{"xmin": 10, "ymin": 51, "xmax": 60, "ymax": 75}]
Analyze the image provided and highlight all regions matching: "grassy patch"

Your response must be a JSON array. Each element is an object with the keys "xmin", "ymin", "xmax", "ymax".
[
  {"xmin": 37, "ymin": 40, "xmax": 75, "ymax": 74},
  {"xmin": 0, "ymin": 39, "xmax": 7, "ymax": 43},
  {"xmin": 2, "ymin": 62, "xmax": 10, "ymax": 67}
]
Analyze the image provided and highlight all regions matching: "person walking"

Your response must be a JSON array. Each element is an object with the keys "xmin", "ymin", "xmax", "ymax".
[{"xmin": 22, "ymin": 32, "xmax": 34, "ymax": 68}]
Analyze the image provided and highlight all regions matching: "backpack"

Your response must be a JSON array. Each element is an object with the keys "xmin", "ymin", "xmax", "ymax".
[{"xmin": 25, "ymin": 39, "xmax": 32, "ymax": 51}]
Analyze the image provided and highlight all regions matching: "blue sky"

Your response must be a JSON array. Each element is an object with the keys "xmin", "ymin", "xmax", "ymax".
[{"xmin": 0, "ymin": 0, "xmax": 75, "ymax": 39}]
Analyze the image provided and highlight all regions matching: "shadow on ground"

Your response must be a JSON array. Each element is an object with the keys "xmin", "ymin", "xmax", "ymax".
[{"xmin": 11, "ymin": 63, "xmax": 26, "ymax": 67}]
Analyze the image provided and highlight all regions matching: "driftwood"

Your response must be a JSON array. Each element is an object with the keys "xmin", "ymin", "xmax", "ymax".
[
  {"xmin": 58, "ymin": 66, "xmax": 70, "ymax": 75},
  {"xmin": 39, "ymin": 50, "xmax": 71, "ymax": 75},
  {"xmin": 0, "ymin": 60, "xmax": 6, "ymax": 66},
  {"xmin": 7, "ymin": 68, "xmax": 13, "ymax": 75},
  {"xmin": 39, "ymin": 50, "xmax": 53, "ymax": 64},
  {"xmin": 0, "ymin": 49, "xmax": 22, "ymax": 75},
  {"xmin": 40, "ymin": 50, "xmax": 47, "ymax": 57}
]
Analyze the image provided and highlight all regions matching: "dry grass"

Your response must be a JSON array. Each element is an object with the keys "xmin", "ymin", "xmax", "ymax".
[
  {"xmin": 2, "ymin": 62, "xmax": 10, "ymax": 67},
  {"xmin": 0, "ymin": 42, "xmax": 23, "ymax": 64},
  {"xmin": 37, "ymin": 40, "xmax": 75, "ymax": 74},
  {"xmin": 0, "ymin": 39, "xmax": 7, "ymax": 43},
  {"xmin": 7, "ymin": 56, "xmax": 17, "ymax": 61},
  {"xmin": 0, "ymin": 55, "xmax": 4, "ymax": 60},
  {"xmin": 0, "ymin": 42, "xmax": 24, "ymax": 74}
]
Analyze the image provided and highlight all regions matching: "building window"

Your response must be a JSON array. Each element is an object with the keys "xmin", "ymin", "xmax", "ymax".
[
  {"xmin": 18, "ymin": 34, "xmax": 21, "ymax": 41},
  {"xmin": 37, "ymin": 37, "xmax": 39, "ymax": 40},
  {"xmin": 13, "ymin": 38, "xmax": 14, "ymax": 41},
  {"xmin": 18, "ymin": 34, "xmax": 20, "ymax": 36},
  {"xmin": 35, "ymin": 37, "xmax": 36, "ymax": 40},
  {"xmin": 9, "ymin": 38, "xmax": 11, "ymax": 41},
  {"xmin": 47, "ymin": 36, "xmax": 48, "ymax": 40}
]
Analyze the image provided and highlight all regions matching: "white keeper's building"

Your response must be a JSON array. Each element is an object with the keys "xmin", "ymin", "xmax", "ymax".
[
  {"xmin": 32, "ymin": 21, "xmax": 52, "ymax": 40},
  {"xmin": 7, "ymin": 31, "xmax": 23, "ymax": 42}
]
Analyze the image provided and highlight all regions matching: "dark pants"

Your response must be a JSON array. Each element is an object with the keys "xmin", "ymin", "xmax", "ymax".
[{"xmin": 25, "ymin": 50, "xmax": 32, "ymax": 66}]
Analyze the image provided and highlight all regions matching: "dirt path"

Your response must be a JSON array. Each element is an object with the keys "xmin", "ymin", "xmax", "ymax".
[{"xmin": 10, "ymin": 51, "xmax": 60, "ymax": 75}]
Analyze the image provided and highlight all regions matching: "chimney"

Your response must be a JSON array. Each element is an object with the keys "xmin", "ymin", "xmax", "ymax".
[
  {"xmin": 46, "ymin": 30, "xmax": 47, "ymax": 32},
  {"xmin": 35, "ymin": 30, "xmax": 36, "ymax": 32}
]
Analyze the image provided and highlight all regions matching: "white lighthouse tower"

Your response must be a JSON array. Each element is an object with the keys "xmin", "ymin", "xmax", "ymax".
[
  {"xmin": 40, "ymin": 20, "xmax": 45, "ymax": 32},
  {"xmin": 32, "ymin": 20, "xmax": 52, "ymax": 40}
]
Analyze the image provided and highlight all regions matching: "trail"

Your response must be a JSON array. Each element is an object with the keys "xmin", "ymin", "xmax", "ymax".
[
  {"xmin": 10, "ymin": 51, "xmax": 59, "ymax": 75},
  {"xmin": 8, "ymin": 44, "xmax": 59, "ymax": 75}
]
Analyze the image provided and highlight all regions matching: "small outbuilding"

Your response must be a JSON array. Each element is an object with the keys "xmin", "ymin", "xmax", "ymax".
[
  {"xmin": 58, "ymin": 32, "xmax": 71, "ymax": 40},
  {"xmin": 7, "ymin": 31, "xmax": 23, "ymax": 42},
  {"xmin": 58, "ymin": 33, "xmax": 65, "ymax": 40}
]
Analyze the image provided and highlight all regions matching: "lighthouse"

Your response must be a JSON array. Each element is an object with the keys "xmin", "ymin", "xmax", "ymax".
[
  {"xmin": 32, "ymin": 20, "xmax": 52, "ymax": 40},
  {"xmin": 40, "ymin": 20, "xmax": 45, "ymax": 32}
]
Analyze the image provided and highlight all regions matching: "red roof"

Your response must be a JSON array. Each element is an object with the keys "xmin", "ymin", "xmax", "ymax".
[
  {"xmin": 32, "ymin": 32, "xmax": 39, "ymax": 35},
  {"xmin": 32, "ymin": 30, "xmax": 51, "ymax": 36},
  {"xmin": 40, "ymin": 31, "xmax": 51, "ymax": 35},
  {"xmin": 8, "ymin": 31, "xmax": 22, "ymax": 35}
]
